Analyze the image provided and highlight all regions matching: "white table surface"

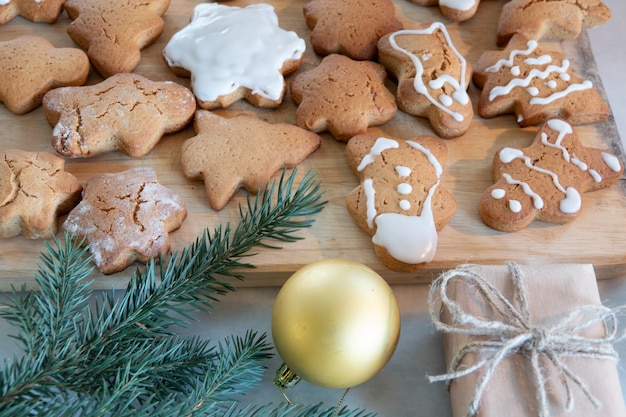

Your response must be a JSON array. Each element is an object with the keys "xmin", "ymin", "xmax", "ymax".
[{"xmin": 1, "ymin": 1, "xmax": 625, "ymax": 415}]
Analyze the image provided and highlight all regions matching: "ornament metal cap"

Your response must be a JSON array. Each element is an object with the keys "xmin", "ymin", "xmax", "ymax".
[{"xmin": 273, "ymin": 362, "xmax": 301, "ymax": 393}]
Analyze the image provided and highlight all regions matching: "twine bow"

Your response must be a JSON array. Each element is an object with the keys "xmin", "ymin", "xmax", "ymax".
[{"xmin": 428, "ymin": 262, "xmax": 624, "ymax": 417}]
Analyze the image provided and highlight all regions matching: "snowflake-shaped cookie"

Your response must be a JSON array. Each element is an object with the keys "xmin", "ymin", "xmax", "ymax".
[
  {"xmin": 480, "ymin": 118, "xmax": 624, "ymax": 232},
  {"xmin": 163, "ymin": 3, "xmax": 305, "ymax": 110},
  {"xmin": 0, "ymin": 0, "xmax": 65, "ymax": 24},
  {"xmin": 63, "ymin": 167, "xmax": 187, "ymax": 275},
  {"xmin": 180, "ymin": 110, "xmax": 322, "ymax": 211},
  {"xmin": 473, "ymin": 34, "xmax": 609, "ymax": 127},
  {"xmin": 497, "ymin": 0, "xmax": 612, "ymax": 47},
  {"xmin": 290, "ymin": 54, "xmax": 397, "ymax": 142},
  {"xmin": 64, "ymin": 0, "xmax": 170, "ymax": 77},
  {"xmin": 1, "ymin": 149, "xmax": 82, "ymax": 239},
  {"xmin": 42, "ymin": 73, "xmax": 196, "ymax": 158},
  {"xmin": 377, "ymin": 23, "xmax": 473, "ymax": 138},
  {"xmin": 0, "ymin": 35, "xmax": 89, "ymax": 115},
  {"xmin": 346, "ymin": 133, "xmax": 457, "ymax": 272},
  {"xmin": 303, "ymin": 0, "xmax": 403, "ymax": 60}
]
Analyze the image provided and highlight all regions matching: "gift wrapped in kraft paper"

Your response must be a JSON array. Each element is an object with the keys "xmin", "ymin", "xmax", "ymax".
[{"xmin": 428, "ymin": 262, "xmax": 626, "ymax": 417}]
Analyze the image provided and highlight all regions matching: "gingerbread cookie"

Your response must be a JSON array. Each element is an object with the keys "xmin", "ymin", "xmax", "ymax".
[
  {"xmin": 62, "ymin": 167, "xmax": 187, "ymax": 275},
  {"xmin": 303, "ymin": 0, "xmax": 403, "ymax": 61},
  {"xmin": 163, "ymin": 3, "xmax": 305, "ymax": 110},
  {"xmin": 378, "ymin": 23, "xmax": 473, "ymax": 138},
  {"xmin": 1, "ymin": 149, "xmax": 82, "ymax": 239},
  {"xmin": 346, "ymin": 133, "xmax": 457, "ymax": 272},
  {"xmin": 473, "ymin": 34, "xmax": 609, "ymax": 127},
  {"xmin": 181, "ymin": 110, "xmax": 321, "ymax": 211},
  {"xmin": 480, "ymin": 118, "xmax": 624, "ymax": 232},
  {"xmin": 497, "ymin": 0, "xmax": 612, "ymax": 47},
  {"xmin": 0, "ymin": 0, "xmax": 65, "ymax": 24},
  {"xmin": 64, "ymin": 0, "xmax": 170, "ymax": 77},
  {"xmin": 290, "ymin": 54, "xmax": 397, "ymax": 142},
  {"xmin": 408, "ymin": 0, "xmax": 482, "ymax": 22},
  {"xmin": 0, "ymin": 35, "xmax": 89, "ymax": 115},
  {"xmin": 42, "ymin": 73, "xmax": 196, "ymax": 158}
]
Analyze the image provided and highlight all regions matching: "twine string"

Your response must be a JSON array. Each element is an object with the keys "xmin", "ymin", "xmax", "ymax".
[{"xmin": 427, "ymin": 262, "xmax": 623, "ymax": 417}]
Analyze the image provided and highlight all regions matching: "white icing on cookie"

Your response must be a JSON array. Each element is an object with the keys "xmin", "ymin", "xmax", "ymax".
[
  {"xmin": 388, "ymin": 23, "xmax": 469, "ymax": 122},
  {"xmin": 439, "ymin": 0, "xmax": 476, "ymax": 12},
  {"xmin": 485, "ymin": 40, "xmax": 592, "ymax": 108},
  {"xmin": 499, "ymin": 146, "xmax": 581, "ymax": 214},
  {"xmin": 358, "ymin": 137, "xmax": 444, "ymax": 264},
  {"xmin": 486, "ymin": 40, "xmax": 538, "ymax": 73},
  {"xmin": 162, "ymin": 3, "xmax": 305, "ymax": 103},
  {"xmin": 602, "ymin": 152, "xmax": 622, "ymax": 172},
  {"xmin": 358, "ymin": 137, "xmax": 399, "ymax": 172}
]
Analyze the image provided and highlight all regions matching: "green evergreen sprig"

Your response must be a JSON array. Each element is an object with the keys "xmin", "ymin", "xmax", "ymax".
[{"xmin": 0, "ymin": 169, "xmax": 375, "ymax": 417}]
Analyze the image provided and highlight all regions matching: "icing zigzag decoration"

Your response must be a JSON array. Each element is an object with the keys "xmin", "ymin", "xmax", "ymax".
[
  {"xmin": 378, "ymin": 23, "xmax": 473, "ymax": 138},
  {"xmin": 479, "ymin": 118, "xmax": 624, "ymax": 232},
  {"xmin": 473, "ymin": 34, "xmax": 609, "ymax": 127}
]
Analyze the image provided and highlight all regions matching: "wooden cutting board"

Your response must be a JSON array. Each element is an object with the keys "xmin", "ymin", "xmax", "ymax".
[{"xmin": 1, "ymin": 0, "xmax": 624, "ymax": 290}]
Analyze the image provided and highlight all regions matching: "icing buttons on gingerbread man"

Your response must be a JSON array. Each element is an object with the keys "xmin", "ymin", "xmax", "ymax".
[{"xmin": 346, "ymin": 133, "xmax": 457, "ymax": 272}]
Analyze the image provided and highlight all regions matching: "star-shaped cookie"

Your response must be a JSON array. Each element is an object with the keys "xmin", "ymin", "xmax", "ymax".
[
  {"xmin": 473, "ymin": 34, "xmax": 609, "ymax": 127},
  {"xmin": 497, "ymin": 0, "xmax": 612, "ymax": 47},
  {"xmin": 63, "ymin": 0, "xmax": 170, "ymax": 77},
  {"xmin": 163, "ymin": 3, "xmax": 306, "ymax": 110},
  {"xmin": 62, "ymin": 167, "xmax": 187, "ymax": 275},
  {"xmin": 180, "ymin": 110, "xmax": 322, "ymax": 211},
  {"xmin": 290, "ymin": 54, "xmax": 397, "ymax": 142},
  {"xmin": 480, "ymin": 118, "xmax": 624, "ymax": 232},
  {"xmin": 0, "ymin": 0, "xmax": 65, "ymax": 24},
  {"xmin": 42, "ymin": 73, "xmax": 196, "ymax": 158},
  {"xmin": 303, "ymin": 0, "xmax": 403, "ymax": 60},
  {"xmin": 0, "ymin": 35, "xmax": 89, "ymax": 115},
  {"xmin": 1, "ymin": 149, "xmax": 82, "ymax": 239}
]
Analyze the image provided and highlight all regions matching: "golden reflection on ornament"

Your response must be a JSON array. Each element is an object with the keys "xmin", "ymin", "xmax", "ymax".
[{"xmin": 271, "ymin": 258, "xmax": 401, "ymax": 399}]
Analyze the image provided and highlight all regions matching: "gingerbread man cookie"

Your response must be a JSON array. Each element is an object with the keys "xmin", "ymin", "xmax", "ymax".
[
  {"xmin": 163, "ymin": 3, "xmax": 305, "ymax": 110},
  {"xmin": 0, "ymin": 35, "xmax": 89, "ymax": 115},
  {"xmin": 303, "ymin": 0, "xmax": 403, "ymax": 61},
  {"xmin": 181, "ymin": 110, "xmax": 322, "ymax": 211},
  {"xmin": 473, "ymin": 34, "xmax": 609, "ymax": 127},
  {"xmin": 42, "ymin": 73, "xmax": 196, "ymax": 158},
  {"xmin": 1, "ymin": 149, "xmax": 82, "ymax": 239},
  {"xmin": 408, "ymin": 0, "xmax": 482, "ymax": 22},
  {"xmin": 480, "ymin": 118, "xmax": 624, "ymax": 232},
  {"xmin": 290, "ymin": 54, "xmax": 397, "ymax": 142},
  {"xmin": 64, "ymin": 0, "xmax": 171, "ymax": 77},
  {"xmin": 0, "ymin": 0, "xmax": 65, "ymax": 24},
  {"xmin": 346, "ymin": 133, "xmax": 457, "ymax": 272},
  {"xmin": 378, "ymin": 23, "xmax": 473, "ymax": 138},
  {"xmin": 62, "ymin": 167, "xmax": 187, "ymax": 275},
  {"xmin": 497, "ymin": 0, "xmax": 612, "ymax": 47}
]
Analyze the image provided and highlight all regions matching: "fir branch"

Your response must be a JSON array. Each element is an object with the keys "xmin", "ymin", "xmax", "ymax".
[{"xmin": 0, "ymin": 169, "xmax": 374, "ymax": 417}]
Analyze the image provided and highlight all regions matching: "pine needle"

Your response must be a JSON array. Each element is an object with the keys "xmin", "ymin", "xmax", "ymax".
[{"xmin": 0, "ymin": 169, "xmax": 373, "ymax": 416}]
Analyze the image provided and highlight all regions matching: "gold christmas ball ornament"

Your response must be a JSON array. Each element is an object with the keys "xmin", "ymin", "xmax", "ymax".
[{"xmin": 271, "ymin": 258, "xmax": 401, "ymax": 390}]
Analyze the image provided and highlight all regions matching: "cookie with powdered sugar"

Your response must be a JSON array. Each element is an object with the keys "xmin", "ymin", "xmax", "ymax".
[
  {"xmin": 1, "ymin": 149, "xmax": 82, "ymax": 239},
  {"xmin": 63, "ymin": 167, "xmax": 187, "ymax": 275}
]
